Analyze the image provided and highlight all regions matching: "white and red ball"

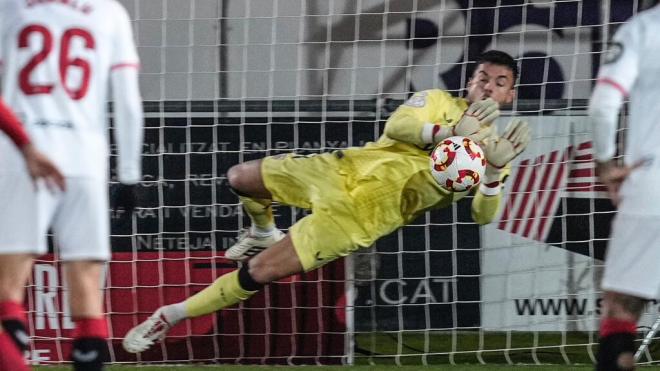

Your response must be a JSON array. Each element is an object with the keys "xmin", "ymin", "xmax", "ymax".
[{"xmin": 429, "ymin": 136, "xmax": 486, "ymax": 192}]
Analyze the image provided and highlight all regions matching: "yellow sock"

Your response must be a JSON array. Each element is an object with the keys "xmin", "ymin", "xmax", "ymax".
[
  {"xmin": 240, "ymin": 196, "xmax": 274, "ymax": 230},
  {"xmin": 183, "ymin": 270, "xmax": 257, "ymax": 318}
]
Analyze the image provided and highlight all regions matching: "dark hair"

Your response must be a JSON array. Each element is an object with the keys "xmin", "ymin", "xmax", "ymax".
[{"xmin": 475, "ymin": 50, "xmax": 519, "ymax": 82}]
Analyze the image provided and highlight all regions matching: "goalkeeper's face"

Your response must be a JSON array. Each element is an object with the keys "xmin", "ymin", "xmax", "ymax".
[{"xmin": 466, "ymin": 62, "xmax": 516, "ymax": 105}]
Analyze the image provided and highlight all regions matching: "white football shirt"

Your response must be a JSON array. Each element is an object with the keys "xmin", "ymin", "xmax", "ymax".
[
  {"xmin": 0, "ymin": 0, "xmax": 142, "ymax": 181},
  {"xmin": 591, "ymin": 5, "xmax": 660, "ymax": 215}
]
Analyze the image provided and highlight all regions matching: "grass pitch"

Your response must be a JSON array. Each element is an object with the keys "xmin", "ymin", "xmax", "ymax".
[
  {"xmin": 31, "ymin": 366, "xmax": 660, "ymax": 370},
  {"xmin": 33, "ymin": 331, "xmax": 660, "ymax": 370}
]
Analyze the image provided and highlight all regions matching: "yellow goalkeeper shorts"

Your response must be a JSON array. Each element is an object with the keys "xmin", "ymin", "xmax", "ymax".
[{"xmin": 261, "ymin": 151, "xmax": 405, "ymax": 272}]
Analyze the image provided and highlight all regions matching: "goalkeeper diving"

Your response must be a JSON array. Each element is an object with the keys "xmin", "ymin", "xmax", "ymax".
[{"xmin": 122, "ymin": 50, "xmax": 531, "ymax": 353}]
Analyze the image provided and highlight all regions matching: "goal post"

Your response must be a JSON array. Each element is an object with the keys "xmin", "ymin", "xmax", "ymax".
[{"xmin": 24, "ymin": 0, "xmax": 660, "ymax": 366}]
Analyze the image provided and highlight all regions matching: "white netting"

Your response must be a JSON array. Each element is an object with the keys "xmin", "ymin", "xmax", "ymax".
[{"xmin": 26, "ymin": 0, "xmax": 660, "ymax": 366}]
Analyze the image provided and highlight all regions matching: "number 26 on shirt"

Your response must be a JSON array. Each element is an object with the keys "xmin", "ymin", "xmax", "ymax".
[{"xmin": 18, "ymin": 24, "xmax": 94, "ymax": 100}]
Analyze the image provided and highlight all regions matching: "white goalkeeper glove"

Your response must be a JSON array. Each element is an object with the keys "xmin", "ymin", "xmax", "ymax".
[
  {"xmin": 481, "ymin": 118, "xmax": 531, "ymax": 192},
  {"xmin": 452, "ymin": 98, "xmax": 500, "ymax": 142},
  {"xmin": 426, "ymin": 98, "xmax": 500, "ymax": 144}
]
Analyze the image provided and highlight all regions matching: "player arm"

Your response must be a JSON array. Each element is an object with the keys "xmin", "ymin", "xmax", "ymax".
[
  {"xmin": 588, "ymin": 80, "xmax": 626, "ymax": 163},
  {"xmin": 110, "ymin": 4, "xmax": 144, "ymax": 185},
  {"xmin": 111, "ymin": 66, "xmax": 143, "ymax": 184},
  {"xmin": 383, "ymin": 90, "xmax": 451, "ymax": 147},
  {"xmin": 0, "ymin": 98, "xmax": 30, "ymax": 148},
  {"xmin": 0, "ymin": 98, "xmax": 65, "ymax": 190},
  {"xmin": 588, "ymin": 73, "xmax": 628, "ymax": 206},
  {"xmin": 472, "ymin": 115, "xmax": 531, "ymax": 224},
  {"xmin": 471, "ymin": 165, "xmax": 509, "ymax": 225},
  {"xmin": 590, "ymin": 20, "xmax": 639, "ymax": 163}
]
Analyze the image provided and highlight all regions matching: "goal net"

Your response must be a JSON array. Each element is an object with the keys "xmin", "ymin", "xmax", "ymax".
[{"xmin": 26, "ymin": 0, "xmax": 660, "ymax": 366}]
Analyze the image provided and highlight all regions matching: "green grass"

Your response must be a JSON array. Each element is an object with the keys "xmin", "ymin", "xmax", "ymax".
[
  {"xmin": 353, "ymin": 331, "xmax": 598, "ymax": 365},
  {"xmin": 31, "ymin": 331, "xmax": 660, "ymax": 369},
  {"xmin": 31, "ymin": 366, "xmax": 660, "ymax": 370}
]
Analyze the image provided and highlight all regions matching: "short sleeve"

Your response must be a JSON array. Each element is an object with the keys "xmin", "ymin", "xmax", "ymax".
[
  {"xmin": 596, "ymin": 20, "xmax": 642, "ymax": 95},
  {"xmin": 110, "ymin": 3, "xmax": 139, "ymax": 69}
]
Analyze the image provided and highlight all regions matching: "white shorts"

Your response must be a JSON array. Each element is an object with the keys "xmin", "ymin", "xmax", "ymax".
[
  {"xmin": 601, "ymin": 214, "xmax": 660, "ymax": 299},
  {"xmin": 0, "ymin": 170, "xmax": 110, "ymax": 261}
]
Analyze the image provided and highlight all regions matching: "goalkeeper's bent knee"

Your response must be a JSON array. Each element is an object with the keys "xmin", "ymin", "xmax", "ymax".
[{"xmin": 229, "ymin": 185, "xmax": 249, "ymax": 197}]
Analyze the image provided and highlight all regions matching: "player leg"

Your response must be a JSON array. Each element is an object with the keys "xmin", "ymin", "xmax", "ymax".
[
  {"xmin": 62, "ymin": 261, "xmax": 108, "ymax": 371},
  {"xmin": 225, "ymin": 159, "xmax": 285, "ymax": 260},
  {"xmin": 596, "ymin": 291, "xmax": 644, "ymax": 371},
  {"xmin": 53, "ymin": 178, "xmax": 111, "ymax": 371},
  {"xmin": 0, "ymin": 254, "xmax": 33, "ymax": 371},
  {"xmin": 122, "ymin": 208, "xmax": 355, "ymax": 353},
  {"xmin": 0, "ymin": 169, "xmax": 55, "ymax": 370},
  {"xmin": 596, "ymin": 214, "xmax": 660, "ymax": 371},
  {"xmin": 0, "ymin": 254, "xmax": 33, "ymax": 354},
  {"xmin": 122, "ymin": 233, "xmax": 304, "ymax": 353},
  {"xmin": 185, "ymin": 233, "xmax": 305, "ymax": 316},
  {"xmin": 227, "ymin": 158, "xmax": 272, "ymax": 199},
  {"xmin": 225, "ymin": 154, "xmax": 332, "ymax": 261},
  {"xmin": 0, "ymin": 322, "xmax": 30, "ymax": 371}
]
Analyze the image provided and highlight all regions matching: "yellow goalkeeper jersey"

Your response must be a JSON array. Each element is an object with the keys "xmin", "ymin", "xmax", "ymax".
[
  {"xmin": 263, "ymin": 89, "xmax": 504, "ymax": 255},
  {"xmin": 340, "ymin": 89, "xmax": 501, "ymax": 236}
]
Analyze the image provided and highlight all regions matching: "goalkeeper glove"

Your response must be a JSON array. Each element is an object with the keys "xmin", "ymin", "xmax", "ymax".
[
  {"xmin": 110, "ymin": 183, "xmax": 139, "ymax": 215},
  {"xmin": 482, "ymin": 118, "xmax": 532, "ymax": 189},
  {"xmin": 427, "ymin": 98, "xmax": 500, "ymax": 144},
  {"xmin": 451, "ymin": 98, "xmax": 500, "ymax": 143}
]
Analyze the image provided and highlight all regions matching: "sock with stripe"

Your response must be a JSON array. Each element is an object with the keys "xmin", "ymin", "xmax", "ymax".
[
  {"xmin": 596, "ymin": 317, "xmax": 636, "ymax": 371},
  {"xmin": 0, "ymin": 331, "xmax": 29, "ymax": 371},
  {"xmin": 71, "ymin": 317, "xmax": 109, "ymax": 371},
  {"xmin": 0, "ymin": 301, "xmax": 29, "ymax": 353}
]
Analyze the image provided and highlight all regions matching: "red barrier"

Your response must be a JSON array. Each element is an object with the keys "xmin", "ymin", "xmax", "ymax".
[{"xmin": 27, "ymin": 252, "xmax": 345, "ymax": 365}]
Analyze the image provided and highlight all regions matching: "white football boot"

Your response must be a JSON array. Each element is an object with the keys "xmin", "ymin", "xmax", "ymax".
[
  {"xmin": 122, "ymin": 308, "xmax": 178, "ymax": 353},
  {"xmin": 225, "ymin": 228, "xmax": 285, "ymax": 261}
]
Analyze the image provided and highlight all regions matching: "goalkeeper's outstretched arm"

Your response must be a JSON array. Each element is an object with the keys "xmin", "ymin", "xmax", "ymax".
[
  {"xmin": 471, "ymin": 119, "xmax": 531, "ymax": 225},
  {"xmin": 383, "ymin": 90, "xmax": 451, "ymax": 147},
  {"xmin": 384, "ymin": 90, "xmax": 498, "ymax": 148},
  {"xmin": 471, "ymin": 166, "xmax": 509, "ymax": 225}
]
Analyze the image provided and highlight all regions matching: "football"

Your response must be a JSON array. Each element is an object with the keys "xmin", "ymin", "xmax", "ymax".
[{"xmin": 429, "ymin": 136, "xmax": 486, "ymax": 192}]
